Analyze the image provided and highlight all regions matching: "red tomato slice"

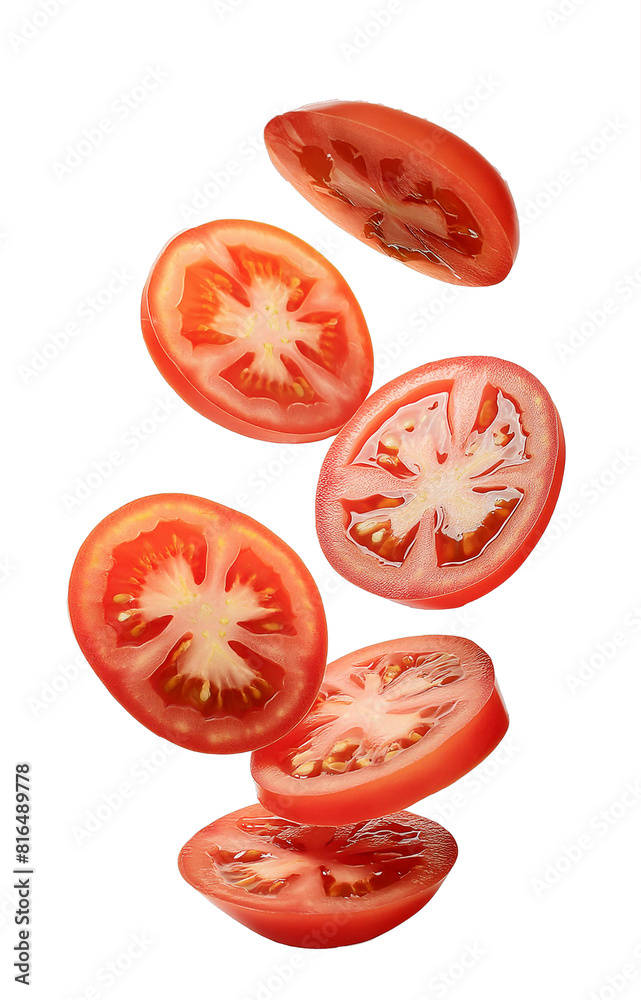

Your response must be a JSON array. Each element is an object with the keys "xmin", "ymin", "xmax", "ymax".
[
  {"xmin": 265, "ymin": 101, "xmax": 519, "ymax": 286},
  {"xmin": 179, "ymin": 802, "xmax": 457, "ymax": 947},
  {"xmin": 251, "ymin": 635, "xmax": 507, "ymax": 824},
  {"xmin": 316, "ymin": 356, "xmax": 565, "ymax": 609},
  {"xmin": 141, "ymin": 220, "xmax": 373, "ymax": 442},
  {"xmin": 68, "ymin": 494, "xmax": 327, "ymax": 753}
]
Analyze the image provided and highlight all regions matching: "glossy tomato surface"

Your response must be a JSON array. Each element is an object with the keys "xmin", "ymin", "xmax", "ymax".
[
  {"xmin": 179, "ymin": 803, "xmax": 457, "ymax": 947},
  {"xmin": 141, "ymin": 219, "xmax": 373, "ymax": 442},
  {"xmin": 68, "ymin": 494, "xmax": 327, "ymax": 753},
  {"xmin": 252, "ymin": 635, "xmax": 507, "ymax": 824},
  {"xmin": 265, "ymin": 101, "xmax": 518, "ymax": 286},
  {"xmin": 316, "ymin": 356, "xmax": 565, "ymax": 609}
]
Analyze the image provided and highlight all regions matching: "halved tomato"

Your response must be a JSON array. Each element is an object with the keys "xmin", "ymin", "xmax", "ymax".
[
  {"xmin": 179, "ymin": 803, "xmax": 457, "ymax": 947},
  {"xmin": 265, "ymin": 101, "xmax": 519, "ymax": 286},
  {"xmin": 68, "ymin": 494, "xmax": 327, "ymax": 753},
  {"xmin": 316, "ymin": 356, "xmax": 565, "ymax": 609},
  {"xmin": 251, "ymin": 635, "xmax": 507, "ymax": 824},
  {"xmin": 141, "ymin": 220, "xmax": 373, "ymax": 442}
]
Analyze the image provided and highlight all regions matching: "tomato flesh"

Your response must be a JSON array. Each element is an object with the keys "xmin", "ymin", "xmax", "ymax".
[
  {"xmin": 141, "ymin": 220, "xmax": 373, "ymax": 442},
  {"xmin": 316, "ymin": 356, "xmax": 565, "ymax": 608},
  {"xmin": 265, "ymin": 102, "xmax": 519, "ymax": 285},
  {"xmin": 68, "ymin": 494, "xmax": 327, "ymax": 753},
  {"xmin": 179, "ymin": 803, "xmax": 457, "ymax": 947},
  {"xmin": 251, "ymin": 635, "xmax": 508, "ymax": 824}
]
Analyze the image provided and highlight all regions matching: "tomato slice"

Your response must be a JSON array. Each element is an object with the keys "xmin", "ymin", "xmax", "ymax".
[
  {"xmin": 251, "ymin": 635, "xmax": 507, "ymax": 824},
  {"xmin": 316, "ymin": 356, "xmax": 565, "ymax": 608},
  {"xmin": 265, "ymin": 101, "xmax": 519, "ymax": 286},
  {"xmin": 179, "ymin": 802, "xmax": 457, "ymax": 947},
  {"xmin": 68, "ymin": 494, "xmax": 327, "ymax": 753},
  {"xmin": 141, "ymin": 220, "xmax": 373, "ymax": 442}
]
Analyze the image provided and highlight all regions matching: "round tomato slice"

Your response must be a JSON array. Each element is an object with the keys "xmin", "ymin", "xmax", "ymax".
[
  {"xmin": 141, "ymin": 219, "xmax": 373, "ymax": 442},
  {"xmin": 178, "ymin": 802, "xmax": 457, "ymax": 947},
  {"xmin": 251, "ymin": 635, "xmax": 507, "ymax": 824},
  {"xmin": 68, "ymin": 494, "xmax": 327, "ymax": 753},
  {"xmin": 316, "ymin": 356, "xmax": 565, "ymax": 609},
  {"xmin": 265, "ymin": 101, "xmax": 519, "ymax": 286}
]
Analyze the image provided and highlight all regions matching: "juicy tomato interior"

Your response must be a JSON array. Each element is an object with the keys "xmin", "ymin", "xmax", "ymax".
[
  {"xmin": 251, "ymin": 635, "xmax": 508, "ymax": 824},
  {"xmin": 68, "ymin": 495, "xmax": 327, "ymax": 753},
  {"xmin": 179, "ymin": 803, "xmax": 457, "ymax": 947},
  {"xmin": 316, "ymin": 357, "xmax": 565, "ymax": 609},
  {"xmin": 265, "ymin": 102, "xmax": 519, "ymax": 285},
  {"xmin": 141, "ymin": 220, "xmax": 373, "ymax": 442}
]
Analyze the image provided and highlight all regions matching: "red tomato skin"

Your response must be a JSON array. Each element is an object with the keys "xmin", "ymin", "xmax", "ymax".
[
  {"xmin": 68, "ymin": 494, "xmax": 328, "ymax": 754},
  {"xmin": 265, "ymin": 101, "xmax": 519, "ymax": 286},
  {"xmin": 197, "ymin": 882, "xmax": 441, "ymax": 948},
  {"xmin": 316, "ymin": 356, "xmax": 566, "ymax": 609},
  {"xmin": 178, "ymin": 804, "xmax": 457, "ymax": 947},
  {"xmin": 141, "ymin": 221, "xmax": 373, "ymax": 443},
  {"xmin": 254, "ymin": 687, "xmax": 508, "ymax": 825}
]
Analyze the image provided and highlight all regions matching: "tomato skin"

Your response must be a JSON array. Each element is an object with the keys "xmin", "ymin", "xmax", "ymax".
[
  {"xmin": 141, "ymin": 219, "xmax": 374, "ymax": 443},
  {"xmin": 252, "ymin": 635, "xmax": 508, "ymax": 825},
  {"xmin": 178, "ymin": 803, "xmax": 457, "ymax": 947},
  {"xmin": 316, "ymin": 356, "xmax": 565, "ymax": 609},
  {"xmin": 265, "ymin": 101, "xmax": 519, "ymax": 286},
  {"xmin": 68, "ymin": 494, "xmax": 328, "ymax": 754}
]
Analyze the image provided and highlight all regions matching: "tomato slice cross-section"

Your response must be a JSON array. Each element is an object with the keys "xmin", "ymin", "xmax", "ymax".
[
  {"xmin": 265, "ymin": 102, "xmax": 519, "ymax": 286},
  {"xmin": 68, "ymin": 494, "xmax": 327, "ymax": 753},
  {"xmin": 179, "ymin": 802, "xmax": 457, "ymax": 947},
  {"xmin": 141, "ymin": 220, "xmax": 373, "ymax": 442},
  {"xmin": 251, "ymin": 635, "xmax": 508, "ymax": 824},
  {"xmin": 316, "ymin": 356, "xmax": 565, "ymax": 608}
]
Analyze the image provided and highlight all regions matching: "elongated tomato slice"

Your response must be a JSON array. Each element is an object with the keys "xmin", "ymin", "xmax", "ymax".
[
  {"xmin": 251, "ymin": 635, "xmax": 508, "ymax": 824},
  {"xmin": 179, "ymin": 803, "xmax": 457, "ymax": 947},
  {"xmin": 265, "ymin": 101, "xmax": 519, "ymax": 285},
  {"xmin": 141, "ymin": 220, "xmax": 373, "ymax": 442},
  {"xmin": 68, "ymin": 494, "xmax": 327, "ymax": 753},
  {"xmin": 316, "ymin": 356, "xmax": 565, "ymax": 608}
]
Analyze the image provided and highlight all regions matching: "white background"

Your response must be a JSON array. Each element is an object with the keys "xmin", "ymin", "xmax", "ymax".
[{"xmin": 2, "ymin": 1, "xmax": 641, "ymax": 997}]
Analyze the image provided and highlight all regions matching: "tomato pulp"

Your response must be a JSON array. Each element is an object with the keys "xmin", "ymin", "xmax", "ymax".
[
  {"xmin": 252, "ymin": 635, "xmax": 507, "ymax": 824},
  {"xmin": 68, "ymin": 494, "xmax": 327, "ymax": 753},
  {"xmin": 141, "ymin": 220, "xmax": 373, "ymax": 442},
  {"xmin": 179, "ymin": 803, "xmax": 457, "ymax": 947},
  {"xmin": 265, "ymin": 101, "xmax": 519, "ymax": 285},
  {"xmin": 316, "ymin": 356, "xmax": 565, "ymax": 608}
]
